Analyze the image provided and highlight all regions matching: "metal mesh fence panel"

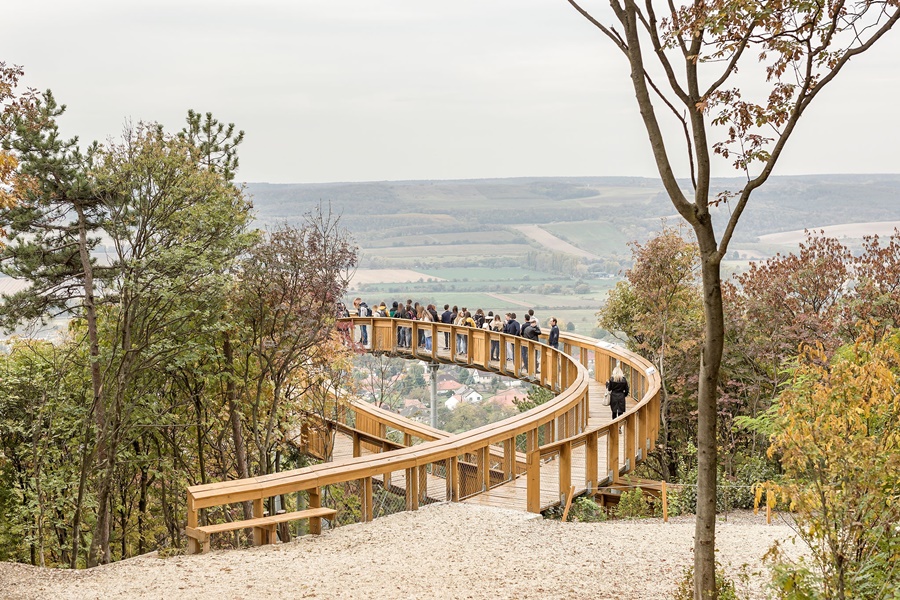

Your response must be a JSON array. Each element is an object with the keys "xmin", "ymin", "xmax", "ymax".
[
  {"xmin": 322, "ymin": 482, "xmax": 363, "ymax": 528},
  {"xmin": 372, "ymin": 469, "xmax": 409, "ymax": 518}
]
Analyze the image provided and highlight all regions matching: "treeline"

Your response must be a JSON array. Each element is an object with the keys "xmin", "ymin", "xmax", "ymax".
[
  {"xmin": 0, "ymin": 68, "xmax": 357, "ymax": 567},
  {"xmin": 600, "ymin": 225, "xmax": 900, "ymax": 594}
]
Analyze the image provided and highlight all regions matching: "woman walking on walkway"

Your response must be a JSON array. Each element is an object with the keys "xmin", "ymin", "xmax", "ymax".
[{"xmin": 606, "ymin": 366, "xmax": 629, "ymax": 420}]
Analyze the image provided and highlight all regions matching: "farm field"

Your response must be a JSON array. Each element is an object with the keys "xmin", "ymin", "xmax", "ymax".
[
  {"xmin": 421, "ymin": 267, "xmax": 562, "ymax": 281},
  {"xmin": 365, "ymin": 243, "xmax": 531, "ymax": 259},
  {"xmin": 541, "ymin": 221, "xmax": 629, "ymax": 256},
  {"xmin": 356, "ymin": 279, "xmax": 578, "ymax": 295},
  {"xmin": 351, "ymin": 269, "xmax": 446, "ymax": 286},
  {"xmin": 512, "ymin": 225, "xmax": 600, "ymax": 259},
  {"xmin": 364, "ymin": 229, "xmax": 523, "ymax": 248},
  {"xmin": 552, "ymin": 308, "xmax": 606, "ymax": 336},
  {"xmin": 504, "ymin": 289, "xmax": 612, "ymax": 309},
  {"xmin": 565, "ymin": 186, "xmax": 662, "ymax": 208}
]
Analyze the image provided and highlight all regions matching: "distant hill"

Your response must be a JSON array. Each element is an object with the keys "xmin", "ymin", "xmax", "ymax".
[{"xmin": 245, "ymin": 174, "xmax": 900, "ymax": 246}]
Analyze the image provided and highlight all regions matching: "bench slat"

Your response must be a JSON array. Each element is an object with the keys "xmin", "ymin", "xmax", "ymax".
[{"xmin": 194, "ymin": 507, "xmax": 337, "ymax": 536}]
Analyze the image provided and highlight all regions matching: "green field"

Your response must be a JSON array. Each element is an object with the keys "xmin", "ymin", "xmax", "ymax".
[
  {"xmin": 365, "ymin": 243, "xmax": 531, "ymax": 259},
  {"xmin": 364, "ymin": 229, "xmax": 524, "ymax": 248},
  {"xmin": 421, "ymin": 266, "xmax": 564, "ymax": 281},
  {"xmin": 541, "ymin": 221, "xmax": 629, "ymax": 255}
]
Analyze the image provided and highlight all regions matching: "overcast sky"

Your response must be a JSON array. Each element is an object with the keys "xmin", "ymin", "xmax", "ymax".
[{"xmin": 4, "ymin": 1, "xmax": 900, "ymax": 184}]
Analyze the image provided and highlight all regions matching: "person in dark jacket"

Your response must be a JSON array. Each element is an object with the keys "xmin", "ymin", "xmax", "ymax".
[
  {"xmin": 606, "ymin": 366, "xmax": 629, "ymax": 420},
  {"xmin": 504, "ymin": 313, "xmax": 520, "ymax": 363},
  {"xmin": 440, "ymin": 304, "xmax": 454, "ymax": 350},
  {"xmin": 521, "ymin": 314, "xmax": 541, "ymax": 371},
  {"xmin": 548, "ymin": 317, "xmax": 560, "ymax": 349}
]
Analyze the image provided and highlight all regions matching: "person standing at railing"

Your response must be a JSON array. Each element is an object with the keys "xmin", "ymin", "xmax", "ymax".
[
  {"xmin": 490, "ymin": 314, "xmax": 503, "ymax": 360},
  {"xmin": 548, "ymin": 317, "xmax": 560, "ymax": 349},
  {"xmin": 454, "ymin": 310, "xmax": 467, "ymax": 355},
  {"xmin": 441, "ymin": 304, "xmax": 454, "ymax": 350},
  {"xmin": 521, "ymin": 314, "xmax": 541, "ymax": 371},
  {"xmin": 606, "ymin": 366, "xmax": 629, "ymax": 420},
  {"xmin": 418, "ymin": 305, "xmax": 434, "ymax": 350},
  {"xmin": 504, "ymin": 312, "xmax": 520, "ymax": 364},
  {"xmin": 353, "ymin": 298, "xmax": 369, "ymax": 347}
]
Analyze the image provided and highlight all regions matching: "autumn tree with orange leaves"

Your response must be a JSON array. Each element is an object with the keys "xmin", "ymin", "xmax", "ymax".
[
  {"xmin": 563, "ymin": 1, "xmax": 900, "ymax": 595},
  {"xmin": 0, "ymin": 63, "xmax": 35, "ymax": 214},
  {"xmin": 766, "ymin": 330, "xmax": 900, "ymax": 598}
]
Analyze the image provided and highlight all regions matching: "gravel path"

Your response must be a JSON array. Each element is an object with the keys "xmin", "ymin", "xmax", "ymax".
[{"xmin": 0, "ymin": 504, "xmax": 805, "ymax": 599}]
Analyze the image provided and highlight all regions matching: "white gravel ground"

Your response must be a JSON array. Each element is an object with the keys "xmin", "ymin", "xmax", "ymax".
[{"xmin": 0, "ymin": 503, "xmax": 806, "ymax": 600}]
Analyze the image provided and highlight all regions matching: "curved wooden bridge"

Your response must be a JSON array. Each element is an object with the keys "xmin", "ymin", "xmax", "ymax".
[{"xmin": 185, "ymin": 317, "xmax": 660, "ymax": 553}]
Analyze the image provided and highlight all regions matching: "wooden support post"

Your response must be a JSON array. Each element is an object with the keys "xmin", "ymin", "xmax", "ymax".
[
  {"xmin": 539, "ymin": 345, "xmax": 548, "ymax": 385},
  {"xmin": 352, "ymin": 432, "xmax": 361, "ymax": 458},
  {"xmin": 608, "ymin": 426, "xmax": 620, "ymax": 483},
  {"xmin": 585, "ymin": 431, "xmax": 598, "ymax": 493},
  {"xmin": 639, "ymin": 406, "xmax": 649, "ymax": 458},
  {"xmin": 252, "ymin": 498, "xmax": 266, "ymax": 546},
  {"xmin": 447, "ymin": 456, "xmax": 459, "ymax": 502},
  {"xmin": 363, "ymin": 477, "xmax": 373, "ymax": 522},
  {"xmin": 476, "ymin": 446, "xmax": 490, "ymax": 491},
  {"xmin": 561, "ymin": 485, "xmax": 577, "ymax": 522},
  {"xmin": 548, "ymin": 345, "xmax": 555, "ymax": 385},
  {"xmin": 624, "ymin": 415, "xmax": 636, "ymax": 471},
  {"xmin": 418, "ymin": 465, "xmax": 428, "ymax": 504},
  {"xmin": 449, "ymin": 326, "xmax": 456, "ymax": 362},
  {"xmin": 503, "ymin": 438, "xmax": 515, "ymax": 480},
  {"xmin": 526, "ymin": 429, "xmax": 541, "ymax": 513},
  {"xmin": 766, "ymin": 489, "xmax": 772, "ymax": 525},
  {"xmin": 662, "ymin": 480, "xmax": 668, "ymax": 523},
  {"xmin": 187, "ymin": 495, "xmax": 200, "ymax": 555},
  {"xmin": 559, "ymin": 442, "xmax": 572, "ymax": 503},
  {"xmin": 404, "ymin": 432, "xmax": 412, "ymax": 447},
  {"xmin": 308, "ymin": 487, "xmax": 323, "ymax": 534},
  {"xmin": 406, "ymin": 466, "xmax": 419, "ymax": 511}
]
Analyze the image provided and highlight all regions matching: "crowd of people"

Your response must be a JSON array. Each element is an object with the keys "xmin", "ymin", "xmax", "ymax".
[
  {"xmin": 336, "ymin": 298, "xmax": 561, "ymax": 359},
  {"xmin": 338, "ymin": 297, "xmax": 628, "ymax": 420}
]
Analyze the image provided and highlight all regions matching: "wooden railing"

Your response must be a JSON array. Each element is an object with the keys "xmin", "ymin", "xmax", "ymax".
[{"xmin": 185, "ymin": 317, "xmax": 660, "ymax": 553}]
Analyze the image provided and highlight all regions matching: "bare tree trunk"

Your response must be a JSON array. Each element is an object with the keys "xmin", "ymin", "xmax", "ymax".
[
  {"xmin": 224, "ymin": 335, "xmax": 251, "ymax": 520},
  {"xmin": 695, "ymin": 230, "xmax": 724, "ymax": 599},
  {"xmin": 192, "ymin": 389, "xmax": 207, "ymax": 485},
  {"xmin": 70, "ymin": 416, "xmax": 93, "ymax": 568},
  {"xmin": 135, "ymin": 438, "xmax": 149, "ymax": 556},
  {"xmin": 73, "ymin": 203, "xmax": 108, "ymax": 568}
]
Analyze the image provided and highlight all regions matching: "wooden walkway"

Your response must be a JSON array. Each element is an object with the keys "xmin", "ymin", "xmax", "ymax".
[
  {"xmin": 464, "ymin": 380, "xmax": 635, "ymax": 511},
  {"xmin": 187, "ymin": 319, "xmax": 660, "ymax": 554},
  {"xmin": 331, "ymin": 376, "xmax": 635, "ymax": 511}
]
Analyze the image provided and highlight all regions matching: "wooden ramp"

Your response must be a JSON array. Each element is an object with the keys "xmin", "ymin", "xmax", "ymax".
[
  {"xmin": 331, "ymin": 429, "xmax": 452, "ymax": 503},
  {"xmin": 464, "ymin": 380, "xmax": 635, "ymax": 511},
  {"xmin": 331, "ymin": 376, "xmax": 635, "ymax": 513}
]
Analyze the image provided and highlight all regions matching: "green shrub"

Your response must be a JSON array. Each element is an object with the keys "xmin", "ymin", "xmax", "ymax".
[
  {"xmin": 663, "ymin": 453, "xmax": 780, "ymax": 516},
  {"xmin": 568, "ymin": 497, "xmax": 608, "ymax": 522},
  {"xmin": 615, "ymin": 489, "xmax": 651, "ymax": 519}
]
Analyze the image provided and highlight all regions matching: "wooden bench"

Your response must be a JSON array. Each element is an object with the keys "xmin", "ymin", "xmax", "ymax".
[{"xmin": 186, "ymin": 506, "xmax": 337, "ymax": 553}]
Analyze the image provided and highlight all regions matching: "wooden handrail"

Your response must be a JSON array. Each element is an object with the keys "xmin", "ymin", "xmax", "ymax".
[{"xmin": 185, "ymin": 316, "xmax": 660, "ymax": 553}]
